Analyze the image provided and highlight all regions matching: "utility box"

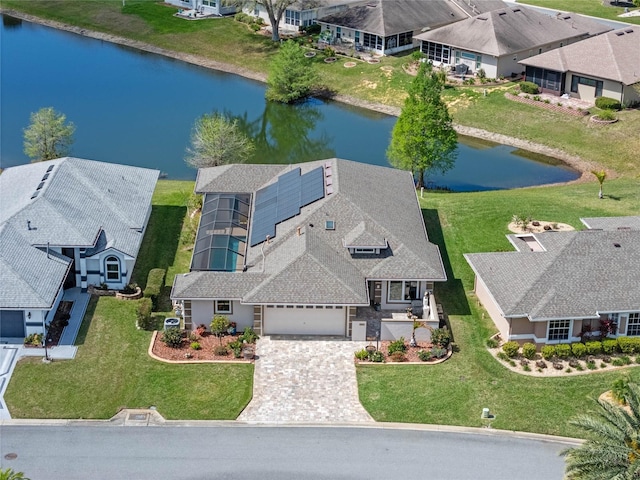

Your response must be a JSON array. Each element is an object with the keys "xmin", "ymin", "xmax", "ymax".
[{"xmin": 164, "ymin": 317, "xmax": 180, "ymax": 330}]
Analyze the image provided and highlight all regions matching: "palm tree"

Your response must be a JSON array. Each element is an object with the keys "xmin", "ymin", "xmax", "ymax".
[
  {"xmin": 561, "ymin": 382, "xmax": 640, "ymax": 480},
  {"xmin": 0, "ymin": 468, "xmax": 30, "ymax": 480},
  {"xmin": 591, "ymin": 170, "xmax": 607, "ymax": 199}
]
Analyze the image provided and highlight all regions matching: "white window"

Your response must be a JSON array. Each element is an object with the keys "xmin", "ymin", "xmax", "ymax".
[
  {"xmin": 285, "ymin": 9, "xmax": 300, "ymax": 26},
  {"xmin": 388, "ymin": 281, "xmax": 419, "ymax": 302},
  {"xmin": 214, "ymin": 300, "xmax": 232, "ymax": 314},
  {"xmin": 105, "ymin": 256, "xmax": 120, "ymax": 281},
  {"xmin": 354, "ymin": 248, "xmax": 375, "ymax": 254},
  {"xmin": 421, "ymin": 42, "xmax": 450, "ymax": 63},
  {"xmin": 627, "ymin": 313, "xmax": 640, "ymax": 336},
  {"xmin": 548, "ymin": 319, "xmax": 570, "ymax": 341}
]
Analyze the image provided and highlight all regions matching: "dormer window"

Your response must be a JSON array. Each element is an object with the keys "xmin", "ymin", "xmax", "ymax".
[
  {"xmin": 354, "ymin": 247, "xmax": 376, "ymax": 254},
  {"xmin": 325, "ymin": 220, "xmax": 335, "ymax": 230}
]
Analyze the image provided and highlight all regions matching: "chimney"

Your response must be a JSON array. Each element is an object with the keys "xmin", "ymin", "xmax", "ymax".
[{"xmin": 296, "ymin": 226, "xmax": 302, "ymax": 236}]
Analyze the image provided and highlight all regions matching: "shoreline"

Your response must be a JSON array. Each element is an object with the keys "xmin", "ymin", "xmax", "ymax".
[{"xmin": 1, "ymin": 9, "xmax": 602, "ymax": 185}]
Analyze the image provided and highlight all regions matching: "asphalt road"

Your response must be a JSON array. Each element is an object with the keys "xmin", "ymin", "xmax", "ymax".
[{"xmin": 0, "ymin": 425, "xmax": 573, "ymax": 479}]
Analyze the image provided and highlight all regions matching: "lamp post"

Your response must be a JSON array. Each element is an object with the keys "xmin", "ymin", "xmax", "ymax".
[{"xmin": 43, "ymin": 323, "xmax": 51, "ymax": 363}]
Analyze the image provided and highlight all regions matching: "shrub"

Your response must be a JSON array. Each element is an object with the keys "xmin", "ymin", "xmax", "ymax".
[
  {"xmin": 497, "ymin": 351, "xmax": 510, "ymax": 361},
  {"xmin": 431, "ymin": 346, "xmax": 447, "ymax": 359},
  {"xmin": 250, "ymin": 23, "xmax": 261, "ymax": 32},
  {"xmin": 388, "ymin": 337, "xmax": 407, "ymax": 355},
  {"xmin": 355, "ymin": 349, "xmax": 369, "ymax": 361},
  {"xmin": 161, "ymin": 327, "xmax": 183, "ymax": 348},
  {"xmin": 210, "ymin": 315, "xmax": 230, "ymax": 343},
  {"xmin": 301, "ymin": 23, "xmax": 320, "ymax": 34},
  {"xmin": 486, "ymin": 337, "xmax": 499, "ymax": 349},
  {"xmin": 370, "ymin": 350, "xmax": 385, "ymax": 363},
  {"xmin": 136, "ymin": 297, "xmax": 154, "ymax": 330},
  {"xmin": 431, "ymin": 328, "xmax": 451, "ymax": 348},
  {"xmin": 501, "ymin": 341, "xmax": 520, "ymax": 358},
  {"xmin": 121, "ymin": 283, "xmax": 138, "ymax": 294},
  {"xmin": 238, "ymin": 327, "xmax": 259, "ymax": 344},
  {"xmin": 585, "ymin": 341, "xmax": 603, "ymax": 356},
  {"xmin": 596, "ymin": 109, "xmax": 616, "ymax": 121},
  {"xmin": 522, "ymin": 343, "xmax": 537, "ymax": 360},
  {"xmin": 519, "ymin": 81, "xmax": 539, "ymax": 94},
  {"xmin": 417, "ymin": 349, "xmax": 432, "ymax": 361},
  {"xmin": 24, "ymin": 333, "xmax": 42, "ymax": 346},
  {"xmin": 541, "ymin": 345, "xmax": 555, "ymax": 360},
  {"xmin": 611, "ymin": 377, "xmax": 630, "ymax": 404},
  {"xmin": 618, "ymin": 336, "xmax": 640, "ymax": 354},
  {"xmin": 612, "ymin": 358, "xmax": 627, "ymax": 367},
  {"xmin": 213, "ymin": 345, "xmax": 229, "ymax": 356},
  {"xmin": 195, "ymin": 324, "xmax": 207, "ymax": 336},
  {"xmin": 188, "ymin": 332, "xmax": 198, "ymax": 342},
  {"xmin": 143, "ymin": 268, "xmax": 165, "ymax": 309},
  {"xmin": 595, "ymin": 96, "xmax": 621, "ymax": 111},
  {"xmin": 533, "ymin": 95, "xmax": 541, "ymax": 101},
  {"xmin": 555, "ymin": 343, "xmax": 571, "ymax": 359},
  {"xmin": 571, "ymin": 343, "xmax": 587, "ymax": 358},
  {"xmin": 602, "ymin": 339, "xmax": 619, "ymax": 354},
  {"xmin": 477, "ymin": 68, "xmax": 486, "ymax": 79},
  {"xmin": 523, "ymin": 364, "xmax": 531, "ymax": 372},
  {"xmin": 190, "ymin": 341, "xmax": 201, "ymax": 350},
  {"xmin": 389, "ymin": 351, "xmax": 406, "ymax": 362},
  {"xmin": 587, "ymin": 361, "xmax": 597, "ymax": 370},
  {"xmin": 228, "ymin": 340, "xmax": 243, "ymax": 358}
]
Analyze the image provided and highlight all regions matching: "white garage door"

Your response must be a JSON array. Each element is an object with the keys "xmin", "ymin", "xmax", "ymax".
[{"xmin": 263, "ymin": 306, "xmax": 346, "ymax": 336}]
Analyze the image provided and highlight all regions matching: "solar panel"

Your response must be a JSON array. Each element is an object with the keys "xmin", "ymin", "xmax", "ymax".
[{"xmin": 300, "ymin": 167, "xmax": 325, "ymax": 206}]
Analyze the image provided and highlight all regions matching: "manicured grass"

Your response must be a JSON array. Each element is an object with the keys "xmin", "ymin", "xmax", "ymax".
[
  {"xmin": 520, "ymin": 0, "xmax": 640, "ymax": 25},
  {"xmin": 358, "ymin": 179, "xmax": 640, "ymax": 437},
  {"xmin": 5, "ymin": 180, "xmax": 253, "ymax": 420},
  {"xmin": 4, "ymin": 1, "xmax": 640, "ymax": 177}
]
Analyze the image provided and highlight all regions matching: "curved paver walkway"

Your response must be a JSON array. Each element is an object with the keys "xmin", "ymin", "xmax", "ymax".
[{"xmin": 238, "ymin": 337, "xmax": 373, "ymax": 423}]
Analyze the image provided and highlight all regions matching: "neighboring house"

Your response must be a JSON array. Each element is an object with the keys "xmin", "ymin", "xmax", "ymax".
[
  {"xmin": 171, "ymin": 159, "xmax": 446, "ymax": 337},
  {"xmin": 165, "ymin": 0, "xmax": 236, "ymax": 17},
  {"xmin": 464, "ymin": 216, "xmax": 640, "ymax": 347},
  {"xmin": 0, "ymin": 158, "xmax": 159, "ymax": 340},
  {"xmin": 317, "ymin": 0, "xmax": 507, "ymax": 56},
  {"xmin": 415, "ymin": 7, "xmax": 611, "ymax": 79},
  {"xmin": 248, "ymin": 0, "xmax": 359, "ymax": 33},
  {"xmin": 519, "ymin": 27, "xmax": 640, "ymax": 104}
]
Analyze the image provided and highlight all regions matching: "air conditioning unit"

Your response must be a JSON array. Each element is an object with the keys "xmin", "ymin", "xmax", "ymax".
[{"xmin": 164, "ymin": 317, "xmax": 180, "ymax": 330}]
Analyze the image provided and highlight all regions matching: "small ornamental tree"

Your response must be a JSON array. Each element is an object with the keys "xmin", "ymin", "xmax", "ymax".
[
  {"xmin": 591, "ymin": 169, "xmax": 607, "ymax": 199},
  {"xmin": 210, "ymin": 315, "xmax": 230, "ymax": 344},
  {"xmin": 23, "ymin": 107, "xmax": 75, "ymax": 161},
  {"xmin": 266, "ymin": 40, "xmax": 318, "ymax": 104}
]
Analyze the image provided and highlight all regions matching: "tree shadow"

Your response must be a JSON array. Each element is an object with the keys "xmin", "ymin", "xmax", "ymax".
[
  {"xmin": 604, "ymin": 195, "xmax": 621, "ymax": 201},
  {"xmin": 422, "ymin": 208, "xmax": 471, "ymax": 317}
]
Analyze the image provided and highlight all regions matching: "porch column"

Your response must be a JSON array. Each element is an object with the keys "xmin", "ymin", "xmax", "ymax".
[{"xmin": 79, "ymin": 248, "xmax": 88, "ymax": 292}]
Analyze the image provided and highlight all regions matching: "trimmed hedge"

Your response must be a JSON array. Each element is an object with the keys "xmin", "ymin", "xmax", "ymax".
[
  {"xmin": 136, "ymin": 297, "xmax": 154, "ymax": 330},
  {"xmin": 502, "ymin": 341, "xmax": 520, "ymax": 358},
  {"xmin": 595, "ymin": 96, "xmax": 621, "ymax": 111},
  {"xmin": 143, "ymin": 268, "xmax": 166, "ymax": 309},
  {"xmin": 602, "ymin": 339, "xmax": 619, "ymax": 354},
  {"xmin": 541, "ymin": 345, "xmax": 555, "ymax": 360},
  {"xmin": 522, "ymin": 342, "xmax": 537, "ymax": 360},
  {"xmin": 519, "ymin": 81, "xmax": 539, "ymax": 94},
  {"xmin": 585, "ymin": 341, "xmax": 603, "ymax": 356},
  {"xmin": 618, "ymin": 336, "xmax": 640, "ymax": 354},
  {"xmin": 555, "ymin": 343, "xmax": 571, "ymax": 359},
  {"xmin": 571, "ymin": 342, "xmax": 586, "ymax": 358}
]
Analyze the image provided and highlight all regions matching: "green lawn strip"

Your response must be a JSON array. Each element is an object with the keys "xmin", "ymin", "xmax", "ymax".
[
  {"xmin": 519, "ymin": 0, "xmax": 640, "ymax": 24},
  {"xmin": 4, "ymin": 1, "xmax": 640, "ymax": 177},
  {"xmin": 358, "ymin": 179, "xmax": 640, "ymax": 437},
  {"xmin": 5, "ymin": 180, "xmax": 253, "ymax": 420}
]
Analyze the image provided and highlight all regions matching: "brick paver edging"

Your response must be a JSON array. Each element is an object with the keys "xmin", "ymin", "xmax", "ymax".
[
  {"xmin": 147, "ymin": 331, "xmax": 253, "ymax": 365},
  {"xmin": 505, "ymin": 93, "xmax": 589, "ymax": 117}
]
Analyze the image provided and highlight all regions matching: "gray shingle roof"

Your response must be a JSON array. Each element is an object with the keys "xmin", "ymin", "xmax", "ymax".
[
  {"xmin": 415, "ymin": 6, "xmax": 610, "ymax": 56},
  {"xmin": 465, "ymin": 224, "xmax": 640, "ymax": 320},
  {"xmin": 173, "ymin": 159, "xmax": 446, "ymax": 305},
  {"xmin": 581, "ymin": 216, "xmax": 640, "ymax": 231},
  {"xmin": 519, "ymin": 28, "xmax": 640, "ymax": 85},
  {"xmin": 0, "ymin": 158, "xmax": 159, "ymax": 309}
]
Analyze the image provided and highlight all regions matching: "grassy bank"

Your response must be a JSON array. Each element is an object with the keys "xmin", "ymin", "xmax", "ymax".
[
  {"xmin": 5, "ymin": 180, "xmax": 254, "ymax": 420},
  {"xmin": 358, "ymin": 179, "xmax": 640, "ymax": 437},
  {"xmin": 3, "ymin": 0, "xmax": 640, "ymax": 177}
]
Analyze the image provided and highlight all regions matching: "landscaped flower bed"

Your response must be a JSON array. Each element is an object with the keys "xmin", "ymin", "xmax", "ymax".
[{"xmin": 355, "ymin": 328, "xmax": 452, "ymax": 364}]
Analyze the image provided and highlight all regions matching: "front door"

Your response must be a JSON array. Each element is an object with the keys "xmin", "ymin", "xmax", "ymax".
[{"xmin": 62, "ymin": 248, "xmax": 76, "ymax": 289}]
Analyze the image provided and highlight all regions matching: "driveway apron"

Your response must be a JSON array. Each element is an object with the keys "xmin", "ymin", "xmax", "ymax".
[{"xmin": 238, "ymin": 337, "xmax": 373, "ymax": 423}]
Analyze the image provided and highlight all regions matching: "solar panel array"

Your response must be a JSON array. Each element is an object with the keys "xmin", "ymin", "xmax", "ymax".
[{"xmin": 249, "ymin": 166, "xmax": 325, "ymax": 247}]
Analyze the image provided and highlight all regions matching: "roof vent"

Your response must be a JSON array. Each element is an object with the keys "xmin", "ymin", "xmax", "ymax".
[
  {"xmin": 42, "ymin": 173, "xmax": 49, "ymax": 181},
  {"xmin": 30, "ymin": 192, "xmax": 39, "ymax": 200},
  {"xmin": 46, "ymin": 165, "xmax": 54, "ymax": 173},
  {"xmin": 498, "ymin": 12, "xmax": 507, "ymax": 16},
  {"xmin": 615, "ymin": 31, "xmax": 624, "ymax": 36},
  {"xmin": 614, "ymin": 243, "xmax": 621, "ymax": 248},
  {"xmin": 325, "ymin": 220, "xmax": 335, "ymax": 230},
  {"xmin": 37, "ymin": 182, "xmax": 45, "ymax": 190},
  {"xmin": 625, "ymin": 28, "xmax": 634, "ymax": 33},
  {"xmin": 513, "ymin": 8, "xmax": 521, "ymax": 12}
]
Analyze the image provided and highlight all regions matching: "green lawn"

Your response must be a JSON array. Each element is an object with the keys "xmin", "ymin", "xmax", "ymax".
[
  {"xmin": 5, "ymin": 180, "xmax": 253, "ymax": 420},
  {"xmin": 520, "ymin": 0, "xmax": 640, "ymax": 24},
  {"xmin": 358, "ymin": 179, "xmax": 640, "ymax": 437}
]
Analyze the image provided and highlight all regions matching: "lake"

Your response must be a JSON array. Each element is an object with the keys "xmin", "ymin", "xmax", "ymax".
[{"xmin": 0, "ymin": 15, "xmax": 579, "ymax": 191}]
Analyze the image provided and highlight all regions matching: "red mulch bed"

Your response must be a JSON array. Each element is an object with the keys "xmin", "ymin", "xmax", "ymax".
[
  {"xmin": 357, "ymin": 340, "xmax": 448, "ymax": 363},
  {"xmin": 152, "ymin": 332, "xmax": 251, "ymax": 361},
  {"xmin": 47, "ymin": 300, "xmax": 73, "ymax": 347}
]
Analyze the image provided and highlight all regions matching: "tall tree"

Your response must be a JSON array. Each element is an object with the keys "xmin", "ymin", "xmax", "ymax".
[
  {"xmin": 387, "ymin": 61, "xmax": 457, "ymax": 188},
  {"xmin": 266, "ymin": 40, "xmax": 318, "ymax": 103},
  {"xmin": 185, "ymin": 112, "xmax": 254, "ymax": 169},
  {"xmin": 228, "ymin": 0, "xmax": 310, "ymax": 42},
  {"xmin": 23, "ymin": 107, "xmax": 75, "ymax": 162},
  {"xmin": 561, "ymin": 382, "xmax": 640, "ymax": 480}
]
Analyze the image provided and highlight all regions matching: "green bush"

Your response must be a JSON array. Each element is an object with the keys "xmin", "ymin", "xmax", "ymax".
[
  {"xmin": 136, "ymin": 297, "xmax": 154, "ymax": 330},
  {"xmin": 431, "ymin": 328, "xmax": 451, "ymax": 348},
  {"xmin": 585, "ymin": 341, "xmax": 603, "ymax": 356},
  {"xmin": 497, "ymin": 351, "xmax": 510, "ymax": 361},
  {"xmin": 238, "ymin": 327, "xmax": 259, "ymax": 344},
  {"xmin": 190, "ymin": 341, "xmax": 201, "ymax": 350},
  {"xmin": 143, "ymin": 268, "xmax": 166, "ymax": 309},
  {"xmin": 213, "ymin": 345, "xmax": 229, "ymax": 356},
  {"xmin": 611, "ymin": 377, "xmax": 630, "ymax": 404},
  {"xmin": 596, "ymin": 109, "xmax": 616, "ymax": 121},
  {"xmin": 521, "ymin": 343, "xmax": 537, "ymax": 360},
  {"xmin": 519, "ymin": 81, "xmax": 539, "ymax": 94},
  {"xmin": 210, "ymin": 315, "xmax": 230, "ymax": 342},
  {"xmin": 618, "ymin": 336, "xmax": 640, "ymax": 354},
  {"xmin": 417, "ymin": 349, "xmax": 432, "ymax": 361},
  {"xmin": 501, "ymin": 341, "xmax": 520, "ymax": 358},
  {"xmin": 388, "ymin": 337, "xmax": 407, "ymax": 355},
  {"xmin": 541, "ymin": 345, "xmax": 555, "ymax": 360},
  {"xmin": 301, "ymin": 23, "xmax": 320, "ymax": 34},
  {"xmin": 355, "ymin": 349, "xmax": 369, "ymax": 360},
  {"xmin": 486, "ymin": 337, "xmax": 499, "ymax": 349},
  {"xmin": 602, "ymin": 339, "xmax": 619, "ymax": 354},
  {"xmin": 370, "ymin": 350, "xmax": 385, "ymax": 363},
  {"xmin": 555, "ymin": 343, "xmax": 571, "ymax": 359},
  {"xmin": 595, "ymin": 96, "xmax": 621, "ymax": 111},
  {"xmin": 571, "ymin": 343, "xmax": 587, "ymax": 358},
  {"xmin": 161, "ymin": 327, "xmax": 183, "ymax": 348},
  {"xmin": 24, "ymin": 333, "xmax": 42, "ymax": 346},
  {"xmin": 431, "ymin": 346, "xmax": 447, "ymax": 359},
  {"xmin": 228, "ymin": 340, "xmax": 243, "ymax": 358}
]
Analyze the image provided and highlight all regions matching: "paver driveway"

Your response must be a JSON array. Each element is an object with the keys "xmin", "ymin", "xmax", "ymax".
[{"xmin": 238, "ymin": 336, "xmax": 373, "ymax": 423}]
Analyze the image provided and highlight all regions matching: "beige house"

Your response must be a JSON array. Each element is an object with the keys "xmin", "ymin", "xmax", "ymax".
[
  {"xmin": 464, "ymin": 217, "xmax": 640, "ymax": 347},
  {"xmin": 519, "ymin": 27, "xmax": 640, "ymax": 105},
  {"xmin": 415, "ymin": 6, "xmax": 610, "ymax": 79}
]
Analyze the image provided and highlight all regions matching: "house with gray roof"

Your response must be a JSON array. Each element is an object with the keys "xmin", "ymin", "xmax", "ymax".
[
  {"xmin": 171, "ymin": 159, "xmax": 446, "ymax": 337},
  {"xmin": 165, "ymin": 0, "xmax": 236, "ymax": 17},
  {"xmin": 317, "ymin": 0, "xmax": 507, "ymax": 56},
  {"xmin": 464, "ymin": 216, "xmax": 640, "ymax": 347},
  {"xmin": 0, "ymin": 158, "xmax": 158, "ymax": 340},
  {"xmin": 519, "ymin": 27, "xmax": 640, "ymax": 104},
  {"xmin": 414, "ymin": 6, "xmax": 611, "ymax": 79}
]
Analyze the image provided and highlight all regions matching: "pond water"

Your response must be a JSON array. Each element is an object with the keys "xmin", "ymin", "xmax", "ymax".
[{"xmin": 0, "ymin": 15, "xmax": 579, "ymax": 191}]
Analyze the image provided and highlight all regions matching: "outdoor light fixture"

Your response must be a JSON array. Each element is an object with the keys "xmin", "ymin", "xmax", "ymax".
[{"xmin": 27, "ymin": 312, "xmax": 31, "ymax": 319}]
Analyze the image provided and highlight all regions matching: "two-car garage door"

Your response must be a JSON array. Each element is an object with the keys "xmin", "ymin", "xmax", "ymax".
[{"xmin": 263, "ymin": 306, "xmax": 346, "ymax": 336}]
